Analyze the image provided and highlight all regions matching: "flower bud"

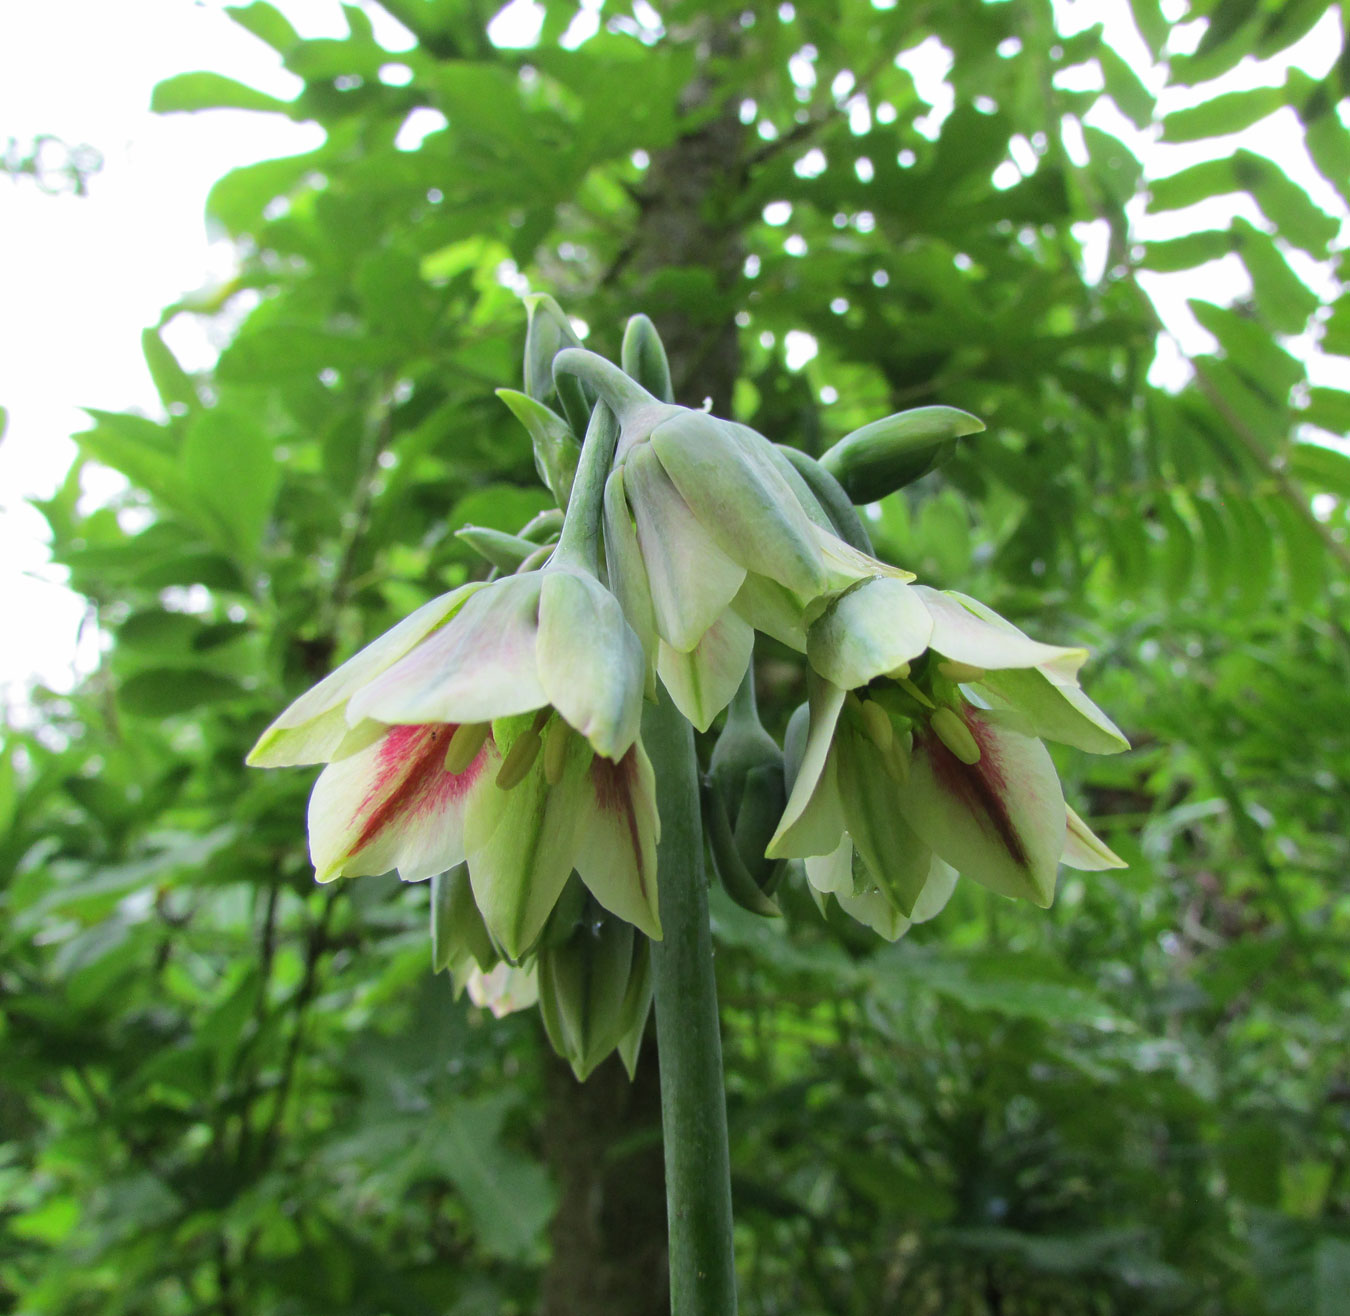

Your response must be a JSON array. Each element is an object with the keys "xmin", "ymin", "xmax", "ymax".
[
  {"xmin": 704, "ymin": 667, "xmax": 788, "ymax": 916},
  {"xmin": 621, "ymin": 313, "xmax": 674, "ymax": 403},
  {"xmin": 537, "ymin": 906, "xmax": 654, "ymax": 1080},
  {"xmin": 455, "ymin": 522, "xmax": 545, "ymax": 573},
  {"xmin": 819, "ymin": 405, "xmax": 984, "ymax": 503},
  {"xmin": 431, "ymin": 863, "xmax": 498, "ymax": 977},
  {"xmin": 496, "ymin": 388, "xmax": 581, "ymax": 509}
]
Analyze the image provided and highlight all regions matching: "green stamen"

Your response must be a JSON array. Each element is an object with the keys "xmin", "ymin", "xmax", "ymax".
[
  {"xmin": 496, "ymin": 727, "xmax": 543, "ymax": 789},
  {"xmin": 445, "ymin": 721, "xmax": 492, "ymax": 774},
  {"xmin": 884, "ymin": 661, "xmax": 911, "ymax": 681},
  {"xmin": 860, "ymin": 698, "xmax": 893, "ymax": 752},
  {"xmin": 937, "ymin": 659, "xmax": 986, "ymax": 683},
  {"xmin": 542, "ymin": 716, "xmax": 571, "ymax": 785},
  {"xmin": 931, "ymin": 706, "xmax": 981, "ymax": 765}
]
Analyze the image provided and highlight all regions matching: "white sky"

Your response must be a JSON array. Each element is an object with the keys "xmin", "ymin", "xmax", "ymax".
[{"xmin": 0, "ymin": 0, "xmax": 1345, "ymax": 711}]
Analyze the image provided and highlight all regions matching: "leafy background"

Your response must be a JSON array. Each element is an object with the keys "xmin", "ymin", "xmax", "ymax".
[{"xmin": 3, "ymin": 0, "xmax": 1350, "ymax": 1313}]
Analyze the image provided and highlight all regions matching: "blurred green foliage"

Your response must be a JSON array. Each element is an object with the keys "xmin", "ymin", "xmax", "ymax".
[{"xmin": 4, "ymin": 0, "xmax": 1350, "ymax": 1312}]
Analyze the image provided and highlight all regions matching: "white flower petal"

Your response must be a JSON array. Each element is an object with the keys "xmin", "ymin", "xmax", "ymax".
[
  {"xmin": 657, "ymin": 610, "xmax": 754, "ymax": 733},
  {"xmin": 624, "ymin": 441, "xmax": 746, "ymax": 652},
  {"xmin": 651, "ymin": 412, "xmax": 827, "ymax": 597},
  {"xmin": 914, "ymin": 586, "xmax": 1085, "ymax": 672},
  {"xmin": 248, "ymin": 585, "xmax": 479, "ymax": 766},
  {"xmin": 349, "ymin": 574, "xmax": 548, "ymax": 727},
  {"xmin": 807, "ymin": 576, "xmax": 934, "ymax": 690},
  {"xmin": 538, "ymin": 569, "xmax": 645, "ymax": 759},
  {"xmin": 307, "ymin": 722, "xmax": 489, "ymax": 883},
  {"xmin": 977, "ymin": 666, "xmax": 1129, "ymax": 754},
  {"xmin": 767, "ymin": 678, "xmax": 847, "ymax": 858},
  {"xmin": 1062, "ymin": 804, "xmax": 1128, "ymax": 870}
]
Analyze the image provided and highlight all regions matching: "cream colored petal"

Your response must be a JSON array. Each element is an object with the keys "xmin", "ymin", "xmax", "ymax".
[
  {"xmin": 573, "ymin": 743, "xmax": 662, "ymax": 940},
  {"xmin": 538, "ymin": 569, "xmax": 645, "ymax": 760},
  {"xmin": 807, "ymin": 576, "xmax": 934, "ymax": 691},
  {"xmin": 1062, "ymin": 804, "xmax": 1128, "ymax": 870},
  {"xmin": 657, "ymin": 610, "xmax": 754, "ymax": 734},
  {"xmin": 248, "ymin": 585, "xmax": 480, "ymax": 766},
  {"xmin": 306, "ymin": 722, "xmax": 490, "ymax": 884},
  {"xmin": 625, "ymin": 441, "xmax": 746, "ymax": 652},
  {"xmin": 349, "ymin": 574, "xmax": 548, "ymax": 727},
  {"xmin": 767, "ymin": 679, "xmax": 847, "ymax": 858},
  {"xmin": 915, "ymin": 586, "xmax": 1085, "ymax": 672},
  {"xmin": 899, "ymin": 707, "xmax": 1066, "ymax": 907}
]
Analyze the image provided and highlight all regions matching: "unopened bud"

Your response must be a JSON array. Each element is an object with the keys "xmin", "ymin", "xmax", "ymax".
[{"xmin": 819, "ymin": 405, "xmax": 984, "ymax": 503}]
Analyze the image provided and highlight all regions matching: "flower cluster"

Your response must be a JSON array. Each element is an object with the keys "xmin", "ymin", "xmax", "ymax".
[{"xmin": 249, "ymin": 303, "xmax": 1127, "ymax": 1075}]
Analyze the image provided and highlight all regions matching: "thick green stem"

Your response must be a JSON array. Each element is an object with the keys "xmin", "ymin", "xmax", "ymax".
[
  {"xmin": 643, "ymin": 685, "xmax": 738, "ymax": 1316},
  {"xmin": 552, "ymin": 402, "xmax": 620, "ymax": 576}
]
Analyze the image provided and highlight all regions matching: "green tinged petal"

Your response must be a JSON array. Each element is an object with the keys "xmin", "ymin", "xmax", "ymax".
[
  {"xmin": 574, "ymin": 743, "xmax": 662, "ymax": 939},
  {"xmin": 834, "ymin": 720, "xmax": 934, "ymax": 917},
  {"xmin": 247, "ymin": 585, "xmax": 479, "ymax": 767},
  {"xmin": 1062, "ymin": 804, "xmax": 1128, "ymax": 870},
  {"xmin": 768, "ymin": 679, "xmax": 847, "ymax": 858},
  {"xmin": 807, "ymin": 577, "xmax": 934, "ymax": 690},
  {"xmin": 915, "ymin": 586, "xmax": 1085, "ymax": 672},
  {"xmin": 977, "ymin": 665, "xmax": 1130, "ymax": 754},
  {"xmin": 624, "ymin": 440, "xmax": 746, "ymax": 651},
  {"xmin": 537, "ymin": 569, "xmax": 644, "ymax": 760},
  {"xmin": 349, "ymin": 574, "xmax": 548, "ymax": 727},
  {"xmin": 732, "ymin": 573, "xmax": 810, "ymax": 651},
  {"xmin": 602, "ymin": 464, "xmax": 658, "ymax": 676},
  {"xmin": 464, "ymin": 716, "xmax": 587, "ymax": 959},
  {"xmin": 650, "ymin": 412, "xmax": 827, "ymax": 597},
  {"xmin": 900, "ymin": 707, "xmax": 1066, "ymax": 907},
  {"xmin": 657, "ymin": 610, "xmax": 754, "ymax": 734}
]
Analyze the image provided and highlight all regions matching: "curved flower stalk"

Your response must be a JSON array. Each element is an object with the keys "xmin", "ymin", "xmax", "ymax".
[
  {"xmin": 555, "ymin": 346, "xmax": 906, "ymax": 731},
  {"xmin": 769, "ymin": 581, "xmax": 1127, "ymax": 919},
  {"xmin": 248, "ymin": 405, "xmax": 661, "ymax": 959}
]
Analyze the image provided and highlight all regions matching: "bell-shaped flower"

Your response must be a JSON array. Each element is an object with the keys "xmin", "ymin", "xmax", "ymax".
[
  {"xmin": 248, "ymin": 403, "xmax": 661, "ymax": 959},
  {"xmin": 556, "ymin": 347, "xmax": 903, "ymax": 729},
  {"xmin": 769, "ymin": 582, "xmax": 1126, "ymax": 912}
]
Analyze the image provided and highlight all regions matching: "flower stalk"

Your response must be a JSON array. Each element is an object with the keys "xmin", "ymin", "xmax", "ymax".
[{"xmin": 644, "ymin": 684, "xmax": 739, "ymax": 1316}]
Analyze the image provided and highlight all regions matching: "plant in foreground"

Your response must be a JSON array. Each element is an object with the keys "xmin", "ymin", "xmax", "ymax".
[{"xmin": 247, "ymin": 303, "xmax": 1128, "ymax": 1315}]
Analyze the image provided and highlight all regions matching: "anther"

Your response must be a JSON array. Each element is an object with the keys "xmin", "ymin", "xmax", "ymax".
[
  {"xmin": 444, "ymin": 721, "xmax": 491, "ymax": 773},
  {"xmin": 937, "ymin": 660, "xmax": 986, "ymax": 683},
  {"xmin": 542, "ymin": 717, "xmax": 571, "ymax": 785},
  {"xmin": 931, "ymin": 707, "xmax": 981, "ymax": 765},
  {"xmin": 860, "ymin": 699, "xmax": 893, "ymax": 752},
  {"xmin": 495, "ymin": 729, "xmax": 543, "ymax": 789}
]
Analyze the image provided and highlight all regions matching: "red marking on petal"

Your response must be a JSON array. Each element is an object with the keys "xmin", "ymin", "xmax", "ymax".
[
  {"xmin": 353, "ymin": 723, "xmax": 485, "ymax": 855},
  {"xmin": 590, "ymin": 749, "xmax": 652, "ymax": 904},
  {"xmin": 919, "ymin": 709, "xmax": 1027, "ymax": 867}
]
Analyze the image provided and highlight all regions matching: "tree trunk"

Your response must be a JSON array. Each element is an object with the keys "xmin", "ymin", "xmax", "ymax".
[{"xmin": 540, "ymin": 1047, "xmax": 668, "ymax": 1316}]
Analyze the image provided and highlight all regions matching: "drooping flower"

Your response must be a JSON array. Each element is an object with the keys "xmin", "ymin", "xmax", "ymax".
[
  {"xmin": 248, "ymin": 404, "xmax": 661, "ymax": 959},
  {"xmin": 554, "ymin": 347, "xmax": 906, "ymax": 730},
  {"xmin": 769, "ymin": 582, "xmax": 1126, "ymax": 919}
]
